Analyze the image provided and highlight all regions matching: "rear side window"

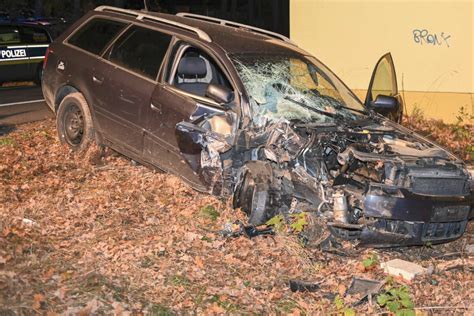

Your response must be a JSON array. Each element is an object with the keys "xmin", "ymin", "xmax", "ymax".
[
  {"xmin": 68, "ymin": 18, "xmax": 126, "ymax": 55},
  {"xmin": 108, "ymin": 26, "xmax": 172, "ymax": 79},
  {"xmin": 21, "ymin": 26, "xmax": 50, "ymax": 44},
  {"xmin": 0, "ymin": 26, "xmax": 21, "ymax": 45}
]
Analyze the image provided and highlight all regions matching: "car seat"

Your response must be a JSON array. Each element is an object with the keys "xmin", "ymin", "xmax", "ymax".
[{"xmin": 175, "ymin": 56, "xmax": 208, "ymax": 97}]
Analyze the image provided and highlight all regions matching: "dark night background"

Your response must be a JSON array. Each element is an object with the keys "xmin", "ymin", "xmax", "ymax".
[{"xmin": 0, "ymin": 0, "xmax": 289, "ymax": 38}]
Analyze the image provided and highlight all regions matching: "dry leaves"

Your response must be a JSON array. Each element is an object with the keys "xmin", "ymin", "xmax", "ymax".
[{"xmin": 0, "ymin": 119, "xmax": 472, "ymax": 314}]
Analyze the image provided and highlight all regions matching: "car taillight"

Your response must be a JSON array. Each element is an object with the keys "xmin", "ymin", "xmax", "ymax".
[{"xmin": 43, "ymin": 47, "xmax": 51, "ymax": 69}]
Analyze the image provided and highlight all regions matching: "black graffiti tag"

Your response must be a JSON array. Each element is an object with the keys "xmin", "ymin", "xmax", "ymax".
[{"xmin": 413, "ymin": 29, "xmax": 451, "ymax": 47}]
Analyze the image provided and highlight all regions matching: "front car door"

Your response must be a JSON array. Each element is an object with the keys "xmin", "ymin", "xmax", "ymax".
[
  {"xmin": 143, "ymin": 42, "xmax": 237, "ymax": 192},
  {"xmin": 365, "ymin": 53, "xmax": 404, "ymax": 122}
]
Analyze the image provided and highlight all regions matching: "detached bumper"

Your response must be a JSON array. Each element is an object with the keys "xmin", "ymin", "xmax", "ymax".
[
  {"xmin": 359, "ymin": 219, "xmax": 468, "ymax": 247},
  {"xmin": 358, "ymin": 193, "xmax": 472, "ymax": 247}
]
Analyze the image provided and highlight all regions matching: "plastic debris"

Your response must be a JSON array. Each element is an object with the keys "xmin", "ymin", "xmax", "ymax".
[
  {"xmin": 381, "ymin": 259, "xmax": 427, "ymax": 281},
  {"xmin": 22, "ymin": 218, "xmax": 38, "ymax": 227}
]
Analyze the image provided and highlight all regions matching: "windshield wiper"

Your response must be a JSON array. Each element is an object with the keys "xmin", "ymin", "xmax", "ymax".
[
  {"xmin": 305, "ymin": 89, "xmax": 369, "ymax": 117},
  {"xmin": 335, "ymin": 104, "xmax": 369, "ymax": 116},
  {"xmin": 284, "ymin": 96, "xmax": 344, "ymax": 121}
]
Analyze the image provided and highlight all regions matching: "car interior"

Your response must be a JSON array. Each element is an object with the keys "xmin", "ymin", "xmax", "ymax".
[
  {"xmin": 114, "ymin": 41, "xmax": 166, "ymax": 79},
  {"xmin": 171, "ymin": 47, "xmax": 232, "ymax": 98}
]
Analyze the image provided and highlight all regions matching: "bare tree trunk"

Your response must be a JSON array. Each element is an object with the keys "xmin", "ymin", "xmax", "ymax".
[
  {"xmin": 248, "ymin": 0, "xmax": 255, "ymax": 23},
  {"xmin": 114, "ymin": 0, "xmax": 125, "ymax": 7},
  {"xmin": 272, "ymin": 0, "xmax": 280, "ymax": 33},
  {"xmin": 72, "ymin": 0, "xmax": 84, "ymax": 19},
  {"xmin": 220, "ymin": 0, "xmax": 228, "ymax": 18},
  {"xmin": 231, "ymin": 0, "xmax": 237, "ymax": 20},
  {"xmin": 35, "ymin": 0, "xmax": 42, "ymax": 16},
  {"xmin": 74, "ymin": 0, "xmax": 81, "ymax": 13}
]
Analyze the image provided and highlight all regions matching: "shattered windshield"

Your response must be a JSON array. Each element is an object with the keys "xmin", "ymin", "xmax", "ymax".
[{"xmin": 232, "ymin": 54, "xmax": 367, "ymax": 125}]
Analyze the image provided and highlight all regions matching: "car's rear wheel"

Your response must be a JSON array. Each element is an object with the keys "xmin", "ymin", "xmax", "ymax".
[{"xmin": 56, "ymin": 93, "xmax": 95, "ymax": 152}]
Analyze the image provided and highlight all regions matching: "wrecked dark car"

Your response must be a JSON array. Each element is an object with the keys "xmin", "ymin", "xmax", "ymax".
[{"xmin": 42, "ymin": 6, "xmax": 473, "ymax": 247}]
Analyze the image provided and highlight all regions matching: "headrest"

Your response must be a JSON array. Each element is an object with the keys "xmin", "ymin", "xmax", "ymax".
[{"xmin": 177, "ymin": 56, "xmax": 207, "ymax": 79}]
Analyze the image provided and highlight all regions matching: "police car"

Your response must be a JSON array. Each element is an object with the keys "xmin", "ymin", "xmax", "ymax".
[{"xmin": 0, "ymin": 23, "xmax": 52, "ymax": 85}]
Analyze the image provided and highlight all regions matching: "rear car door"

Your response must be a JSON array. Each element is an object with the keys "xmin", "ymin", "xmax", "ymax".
[
  {"xmin": 99, "ymin": 25, "xmax": 172, "ymax": 156},
  {"xmin": 0, "ymin": 25, "xmax": 29, "ymax": 83},
  {"xmin": 64, "ymin": 17, "xmax": 128, "ymax": 138}
]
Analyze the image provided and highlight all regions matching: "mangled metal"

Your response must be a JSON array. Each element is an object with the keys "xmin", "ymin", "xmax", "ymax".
[
  {"xmin": 176, "ymin": 55, "xmax": 472, "ymax": 248},
  {"xmin": 289, "ymin": 280, "xmax": 320, "ymax": 293},
  {"xmin": 345, "ymin": 277, "xmax": 384, "ymax": 305},
  {"xmin": 220, "ymin": 220, "xmax": 275, "ymax": 239}
]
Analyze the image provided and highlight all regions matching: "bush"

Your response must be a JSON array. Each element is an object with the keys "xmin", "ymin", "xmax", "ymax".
[{"xmin": 403, "ymin": 106, "xmax": 473, "ymax": 162}]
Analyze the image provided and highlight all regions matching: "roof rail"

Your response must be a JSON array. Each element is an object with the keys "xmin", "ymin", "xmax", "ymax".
[
  {"xmin": 94, "ymin": 6, "xmax": 212, "ymax": 42},
  {"xmin": 176, "ymin": 12, "xmax": 295, "ymax": 45}
]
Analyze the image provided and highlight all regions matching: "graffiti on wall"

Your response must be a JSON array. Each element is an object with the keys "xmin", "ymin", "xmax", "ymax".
[{"xmin": 413, "ymin": 29, "xmax": 451, "ymax": 47}]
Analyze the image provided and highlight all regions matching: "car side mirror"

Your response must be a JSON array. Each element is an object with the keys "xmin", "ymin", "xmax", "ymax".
[
  {"xmin": 370, "ymin": 94, "xmax": 400, "ymax": 118},
  {"xmin": 206, "ymin": 84, "xmax": 234, "ymax": 106}
]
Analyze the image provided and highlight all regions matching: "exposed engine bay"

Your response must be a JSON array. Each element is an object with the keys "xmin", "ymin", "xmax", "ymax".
[
  {"xmin": 178, "ymin": 113, "xmax": 473, "ymax": 247},
  {"xmin": 175, "ymin": 54, "xmax": 472, "ymax": 248}
]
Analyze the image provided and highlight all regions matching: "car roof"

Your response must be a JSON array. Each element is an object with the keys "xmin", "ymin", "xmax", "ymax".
[{"xmin": 96, "ymin": 8, "xmax": 309, "ymax": 57}]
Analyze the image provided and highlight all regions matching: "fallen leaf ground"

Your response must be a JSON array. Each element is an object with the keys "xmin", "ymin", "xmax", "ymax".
[{"xmin": 0, "ymin": 119, "xmax": 473, "ymax": 315}]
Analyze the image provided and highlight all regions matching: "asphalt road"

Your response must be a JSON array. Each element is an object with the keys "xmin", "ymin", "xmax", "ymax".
[{"xmin": 0, "ymin": 85, "xmax": 54, "ymax": 128}]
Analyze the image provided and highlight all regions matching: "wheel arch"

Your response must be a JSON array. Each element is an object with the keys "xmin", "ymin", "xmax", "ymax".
[{"xmin": 54, "ymin": 85, "xmax": 79, "ymax": 113}]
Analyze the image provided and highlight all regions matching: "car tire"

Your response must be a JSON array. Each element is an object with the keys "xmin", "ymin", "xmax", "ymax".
[
  {"xmin": 233, "ymin": 165, "xmax": 280, "ymax": 225},
  {"xmin": 247, "ymin": 183, "xmax": 272, "ymax": 225},
  {"xmin": 56, "ymin": 92, "xmax": 95, "ymax": 152}
]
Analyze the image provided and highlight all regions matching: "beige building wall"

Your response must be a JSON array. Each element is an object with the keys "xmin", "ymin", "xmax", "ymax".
[{"xmin": 290, "ymin": 0, "xmax": 473, "ymax": 123}]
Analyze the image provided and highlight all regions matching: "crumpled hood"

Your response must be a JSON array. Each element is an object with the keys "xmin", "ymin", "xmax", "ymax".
[{"xmin": 247, "ymin": 116, "xmax": 471, "ymax": 197}]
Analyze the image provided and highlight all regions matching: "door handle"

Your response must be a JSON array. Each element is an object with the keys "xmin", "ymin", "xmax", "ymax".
[
  {"xmin": 151, "ymin": 102, "xmax": 162, "ymax": 114},
  {"xmin": 120, "ymin": 95, "xmax": 134, "ymax": 104},
  {"xmin": 92, "ymin": 75, "xmax": 104, "ymax": 85}
]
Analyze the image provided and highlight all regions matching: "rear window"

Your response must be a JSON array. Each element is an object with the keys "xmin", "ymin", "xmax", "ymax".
[
  {"xmin": 21, "ymin": 26, "xmax": 50, "ymax": 44},
  {"xmin": 68, "ymin": 18, "xmax": 126, "ymax": 55},
  {"xmin": 108, "ymin": 26, "xmax": 172, "ymax": 79},
  {"xmin": 0, "ymin": 26, "xmax": 21, "ymax": 45}
]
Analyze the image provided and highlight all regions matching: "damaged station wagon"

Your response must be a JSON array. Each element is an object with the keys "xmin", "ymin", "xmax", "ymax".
[{"xmin": 42, "ymin": 6, "xmax": 473, "ymax": 247}]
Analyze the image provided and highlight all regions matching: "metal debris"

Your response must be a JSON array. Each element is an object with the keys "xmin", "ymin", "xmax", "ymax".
[
  {"xmin": 221, "ymin": 221, "xmax": 274, "ymax": 239},
  {"xmin": 289, "ymin": 279, "xmax": 320, "ymax": 292},
  {"xmin": 345, "ymin": 277, "xmax": 384, "ymax": 305}
]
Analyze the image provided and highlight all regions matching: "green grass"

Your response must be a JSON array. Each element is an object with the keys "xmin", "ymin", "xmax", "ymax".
[
  {"xmin": 0, "ymin": 137, "xmax": 15, "ymax": 146},
  {"xmin": 200, "ymin": 205, "xmax": 220, "ymax": 221}
]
